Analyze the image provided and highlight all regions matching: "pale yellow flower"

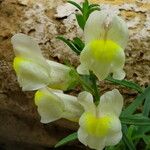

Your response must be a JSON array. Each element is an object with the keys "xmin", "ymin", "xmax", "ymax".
[
  {"xmin": 11, "ymin": 33, "xmax": 76, "ymax": 91},
  {"xmin": 77, "ymin": 10, "xmax": 128, "ymax": 80},
  {"xmin": 77, "ymin": 89, "xmax": 123, "ymax": 150},
  {"xmin": 34, "ymin": 87, "xmax": 83, "ymax": 123}
]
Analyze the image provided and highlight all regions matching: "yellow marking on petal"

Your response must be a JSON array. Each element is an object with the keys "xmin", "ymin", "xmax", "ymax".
[
  {"xmin": 83, "ymin": 113, "xmax": 112, "ymax": 137},
  {"xmin": 13, "ymin": 57, "xmax": 26, "ymax": 73},
  {"xmin": 34, "ymin": 90, "xmax": 59, "ymax": 105},
  {"xmin": 34, "ymin": 90, "xmax": 44, "ymax": 105},
  {"xmin": 90, "ymin": 40, "xmax": 122, "ymax": 62}
]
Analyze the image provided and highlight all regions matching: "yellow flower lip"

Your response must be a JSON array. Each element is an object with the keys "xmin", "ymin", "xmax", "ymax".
[
  {"xmin": 13, "ymin": 57, "xmax": 26, "ymax": 73},
  {"xmin": 83, "ymin": 112, "xmax": 112, "ymax": 137},
  {"xmin": 90, "ymin": 40, "xmax": 123, "ymax": 62}
]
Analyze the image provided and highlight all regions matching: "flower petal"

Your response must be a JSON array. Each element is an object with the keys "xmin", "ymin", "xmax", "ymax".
[
  {"xmin": 79, "ymin": 44, "xmax": 111, "ymax": 80},
  {"xmin": 11, "ymin": 33, "xmax": 51, "ymax": 73},
  {"xmin": 78, "ymin": 91, "xmax": 95, "ymax": 113},
  {"xmin": 55, "ymin": 91, "xmax": 83, "ymax": 122},
  {"xmin": 78, "ymin": 113, "xmax": 106, "ymax": 150},
  {"xmin": 84, "ymin": 10, "xmax": 128, "ymax": 49},
  {"xmin": 111, "ymin": 48, "xmax": 126, "ymax": 80},
  {"xmin": 112, "ymin": 68, "xmax": 125, "ymax": 80},
  {"xmin": 106, "ymin": 14, "xmax": 128, "ymax": 49},
  {"xmin": 77, "ymin": 128, "xmax": 88, "ymax": 146},
  {"xmin": 34, "ymin": 88, "xmax": 65, "ymax": 123},
  {"xmin": 11, "ymin": 33, "xmax": 43, "ymax": 60},
  {"xmin": 98, "ymin": 89, "xmax": 123, "ymax": 117},
  {"xmin": 87, "ymin": 135, "xmax": 105, "ymax": 150},
  {"xmin": 47, "ymin": 60, "xmax": 77, "ymax": 90},
  {"xmin": 84, "ymin": 11, "xmax": 107, "ymax": 44},
  {"xmin": 77, "ymin": 64, "xmax": 90, "ymax": 75},
  {"xmin": 13, "ymin": 57, "xmax": 50, "ymax": 91},
  {"xmin": 105, "ymin": 131, "xmax": 122, "ymax": 146}
]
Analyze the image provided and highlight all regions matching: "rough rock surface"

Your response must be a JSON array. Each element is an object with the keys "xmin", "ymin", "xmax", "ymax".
[{"xmin": 0, "ymin": 0, "xmax": 150, "ymax": 149}]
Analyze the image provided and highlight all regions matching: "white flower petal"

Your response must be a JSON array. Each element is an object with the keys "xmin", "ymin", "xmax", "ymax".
[
  {"xmin": 13, "ymin": 57, "xmax": 50, "ymax": 91},
  {"xmin": 77, "ymin": 64, "xmax": 90, "ymax": 75},
  {"xmin": 106, "ymin": 15, "xmax": 128, "ymax": 49},
  {"xmin": 111, "ymin": 48, "xmax": 126, "ymax": 80},
  {"xmin": 11, "ymin": 33, "xmax": 51, "ymax": 75},
  {"xmin": 78, "ymin": 91, "xmax": 95, "ymax": 113},
  {"xmin": 105, "ymin": 131, "xmax": 122, "ymax": 146},
  {"xmin": 98, "ymin": 89, "xmax": 123, "ymax": 117},
  {"xmin": 53, "ymin": 91, "xmax": 83, "ymax": 122},
  {"xmin": 34, "ymin": 88, "xmax": 65, "ymax": 123},
  {"xmin": 47, "ymin": 60, "xmax": 76, "ymax": 90},
  {"xmin": 87, "ymin": 135, "xmax": 105, "ymax": 150},
  {"xmin": 84, "ymin": 10, "xmax": 128, "ymax": 49},
  {"xmin": 84, "ymin": 11, "xmax": 107, "ymax": 44},
  {"xmin": 11, "ymin": 33, "xmax": 43, "ymax": 60},
  {"xmin": 78, "ymin": 114, "xmax": 106, "ymax": 150},
  {"xmin": 77, "ymin": 128, "xmax": 88, "ymax": 146},
  {"xmin": 112, "ymin": 69, "xmax": 125, "ymax": 80},
  {"xmin": 92, "ymin": 61, "xmax": 111, "ymax": 81}
]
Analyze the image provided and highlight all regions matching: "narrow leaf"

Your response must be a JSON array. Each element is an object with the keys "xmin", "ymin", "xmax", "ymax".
[
  {"xmin": 122, "ymin": 86, "xmax": 150, "ymax": 116},
  {"xmin": 67, "ymin": 0, "xmax": 82, "ymax": 12},
  {"xmin": 120, "ymin": 115, "xmax": 150, "ymax": 126},
  {"xmin": 76, "ymin": 14, "xmax": 85, "ymax": 30},
  {"xmin": 89, "ymin": 4, "xmax": 100, "ymax": 8},
  {"xmin": 56, "ymin": 36, "xmax": 80, "ymax": 54},
  {"xmin": 143, "ymin": 86, "xmax": 150, "ymax": 116},
  {"xmin": 89, "ymin": 7, "xmax": 100, "ymax": 14},
  {"xmin": 122, "ymin": 126, "xmax": 136, "ymax": 150},
  {"xmin": 143, "ymin": 135, "xmax": 150, "ymax": 149},
  {"xmin": 55, "ymin": 132, "xmax": 77, "ymax": 148},
  {"xmin": 72, "ymin": 37, "xmax": 85, "ymax": 51},
  {"xmin": 106, "ymin": 75, "xmax": 143, "ymax": 93},
  {"xmin": 135, "ymin": 126, "xmax": 150, "ymax": 136},
  {"xmin": 82, "ymin": 0, "xmax": 89, "ymax": 21}
]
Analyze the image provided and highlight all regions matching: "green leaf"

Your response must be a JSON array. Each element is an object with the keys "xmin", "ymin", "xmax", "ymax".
[
  {"xmin": 105, "ymin": 75, "xmax": 143, "ymax": 93},
  {"xmin": 68, "ymin": 0, "xmax": 100, "ymax": 30},
  {"xmin": 56, "ymin": 36, "xmax": 81, "ymax": 54},
  {"xmin": 143, "ymin": 86, "xmax": 150, "ymax": 116},
  {"xmin": 76, "ymin": 13, "xmax": 85, "ymax": 30},
  {"xmin": 127, "ymin": 125, "xmax": 135, "ymax": 138},
  {"xmin": 55, "ymin": 132, "xmax": 77, "ymax": 148},
  {"xmin": 143, "ymin": 135, "xmax": 150, "ymax": 150},
  {"xmin": 135, "ymin": 126, "xmax": 150, "ymax": 135},
  {"xmin": 122, "ymin": 126, "xmax": 136, "ymax": 150},
  {"xmin": 89, "ymin": 4, "xmax": 100, "ymax": 8},
  {"xmin": 88, "ymin": 7, "xmax": 100, "ymax": 14},
  {"xmin": 72, "ymin": 37, "xmax": 85, "ymax": 51},
  {"xmin": 67, "ymin": 0, "xmax": 82, "ymax": 12},
  {"xmin": 122, "ymin": 86, "xmax": 150, "ymax": 116},
  {"xmin": 120, "ymin": 115, "xmax": 150, "ymax": 126},
  {"xmin": 82, "ymin": 0, "xmax": 90, "ymax": 21}
]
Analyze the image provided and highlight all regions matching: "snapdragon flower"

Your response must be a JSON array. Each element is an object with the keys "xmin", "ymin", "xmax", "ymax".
[
  {"xmin": 11, "ymin": 33, "xmax": 76, "ymax": 91},
  {"xmin": 77, "ymin": 10, "xmax": 128, "ymax": 80},
  {"xmin": 77, "ymin": 89, "xmax": 123, "ymax": 150},
  {"xmin": 34, "ymin": 87, "xmax": 83, "ymax": 123}
]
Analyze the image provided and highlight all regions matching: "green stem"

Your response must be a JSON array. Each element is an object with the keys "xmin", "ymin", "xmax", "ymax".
[
  {"xmin": 90, "ymin": 72, "xmax": 100, "ymax": 103},
  {"xmin": 79, "ymin": 77, "xmax": 95, "ymax": 95},
  {"xmin": 73, "ymin": 69, "xmax": 100, "ymax": 103},
  {"xmin": 74, "ymin": 70, "xmax": 95, "ymax": 95}
]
